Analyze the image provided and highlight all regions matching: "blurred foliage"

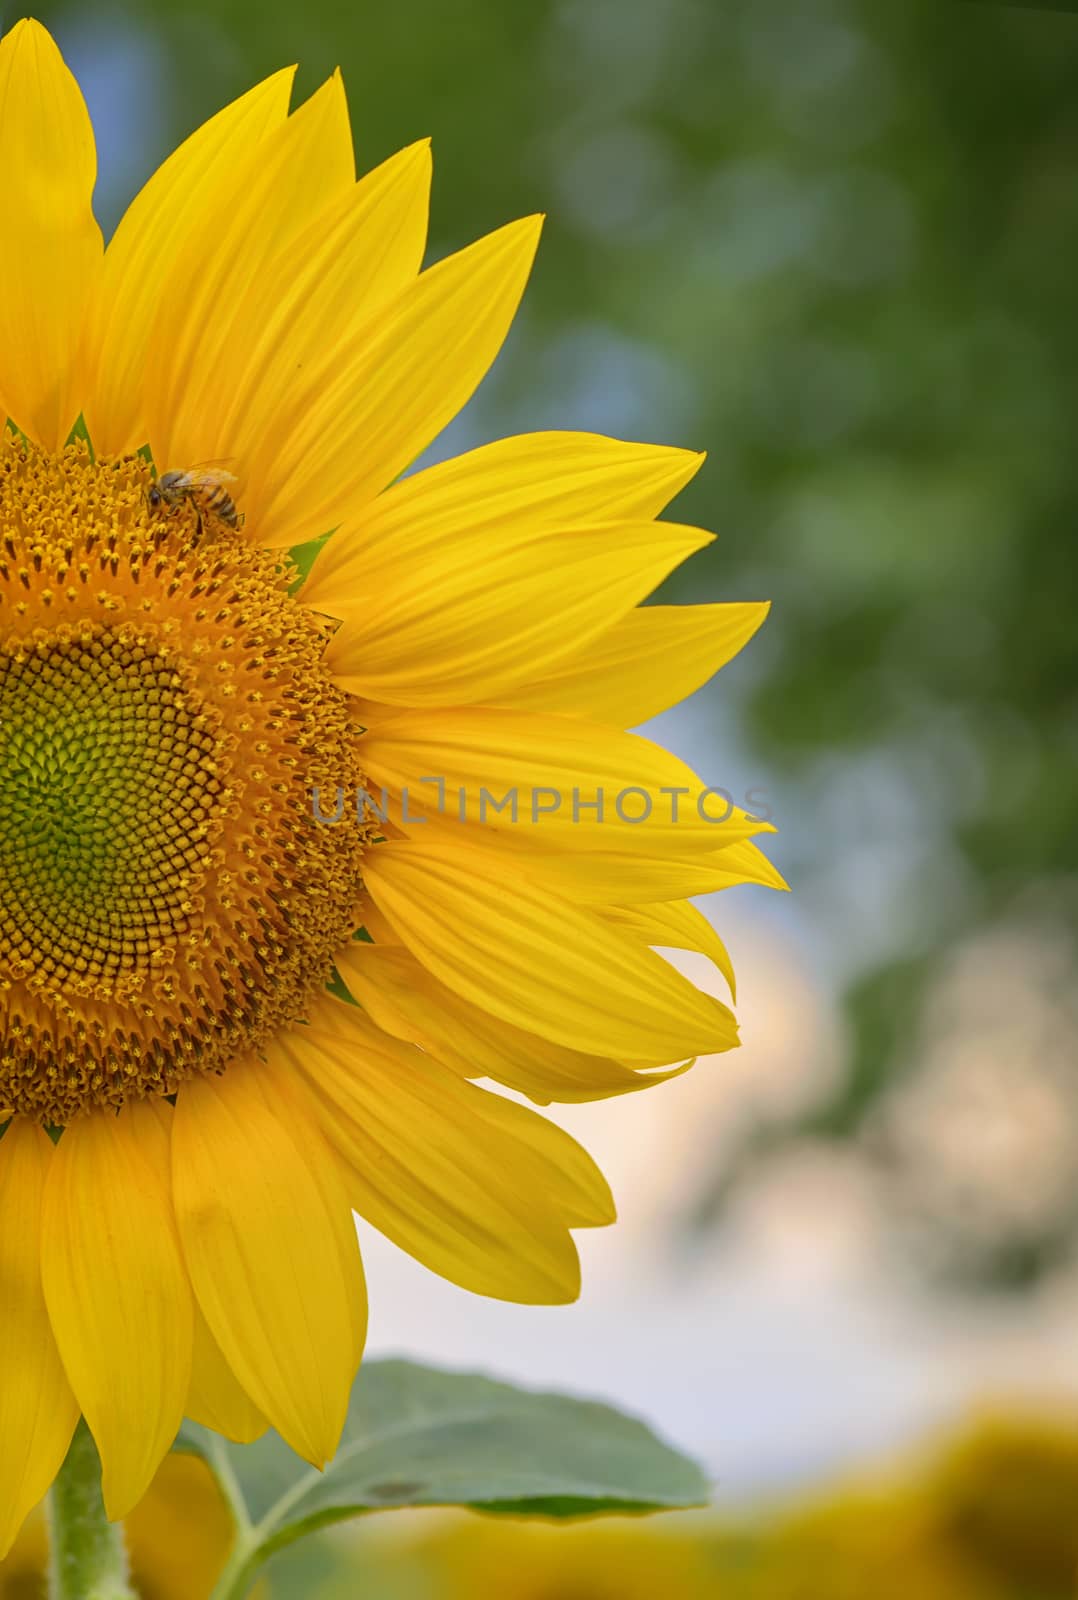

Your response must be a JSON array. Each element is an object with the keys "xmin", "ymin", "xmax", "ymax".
[
  {"xmin": 265, "ymin": 1410, "xmax": 1078, "ymax": 1599},
  {"xmin": 28, "ymin": 0, "xmax": 1078, "ymax": 1286}
]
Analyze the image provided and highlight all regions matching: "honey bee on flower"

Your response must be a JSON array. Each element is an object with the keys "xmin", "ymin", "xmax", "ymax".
[{"xmin": 147, "ymin": 464, "xmax": 244, "ymax": 530}]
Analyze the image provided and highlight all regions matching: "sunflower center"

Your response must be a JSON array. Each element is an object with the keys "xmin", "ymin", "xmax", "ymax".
[
  {"xmin": 0, "ymin": 625, "xmax": 220, "ymax": 989},
  {"xmin": 0, "ymin": 436, "xmax": 367, "ymax": 1124}
]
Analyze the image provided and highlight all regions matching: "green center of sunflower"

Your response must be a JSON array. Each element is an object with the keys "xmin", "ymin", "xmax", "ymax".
[
  {"xmin": 0, "ymin": 437, "xmax": 369, "ymax": 1125},
  {"xmin": 0, "ymin": 625, "xmax": 221, "ymax": 989}
]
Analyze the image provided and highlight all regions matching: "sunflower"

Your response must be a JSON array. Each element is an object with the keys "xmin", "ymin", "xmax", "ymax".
[{"xmin": 0, "ymin": 16, "xmax": 781, "ymax": 1554}]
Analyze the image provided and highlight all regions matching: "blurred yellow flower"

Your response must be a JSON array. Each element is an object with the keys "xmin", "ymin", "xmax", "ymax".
[
  {"xmin": 0, "ymin": 13, "xmax": 778, "ymax": 1554},
  {"xmin": 410, "ymin": 1516, "xmax": 718, "ymax": 1600},
  {"xmin": 394, "ymin": 1506, "xmax": 984, "ymax": 1600},
  {"xmin": 927, "ymin": 1412, "xmax": 1078, "ymax": 1595}
]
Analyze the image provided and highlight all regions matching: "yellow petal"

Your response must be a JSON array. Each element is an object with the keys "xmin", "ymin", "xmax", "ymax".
[
  {"xmin": 187, "ymin": 1311, "xmax": 267, "ymax": 1446},
  {"xmin": 328, "ymin": 521, "xmax": 712, "ymax": 706},
  {"xmin": 0, "ymin": 1121, "xmax": 79, "ymax": 1558},
  {"xmin": 465, "ymin": 1083, "xmax": 615, "ymax": 1226},
  {"xmin": 80, "ymin": 68, "xmax": 295, "ymax": 456},
  {"xmin": 359, "ymin": 706, "xmax": 771, "ymax": 854},
  {"xmin": 144, "ymin": 72, "xmax": 354, "ymax": 472},
  {"xmin": 498, "ymin": 601, "xmax": 771, "ymax": 725},
  {"xmin": 363, "ymin": 837, "xmax": 737, "ymax": 1064},
  {"xmin": 509, "ymin": 836, "xmax": 789, "ymax": 904},
  {"xmin": 41, "ymin": 1102, "xmax": 193, "ymax": 1520},
  {"xmin": 278, "ymin": 1004, "xmax": 604, "ymax": 1303},
  {"xmin": 171, "ymin": 1063, "xmax": 362, "ymax": 1467},
  {"xmin": 257, "ymin": 1058, "xmax": 369, "ymax": 1376},
  {"xmin": 303, "ymin": 430, "xmax": 704, "ymax": 612},
  {"xmin": 603, "ymin": 899, "xmax": 737, "ymax": 999},
  {"xmin": 243, "ymin": 215, "xmax": 543, "ymax": 549},
  {"xmin": 0, "ymin": 18, "xmax": 102, "ymax": 448},
  {"xmin": 336, "ymin": 939, "xmax": 689, "ymax": 1104},
  {"xmin": 215, "ymin": 141, "xmax": 433, "ymax": 507},
  {"xmin": 144, "ymin": 1102, "xmax": 269, "ymax": 1443},
  {"xmin": 355, "ymin": 895, "xmax": 402, "ymax": 944}
]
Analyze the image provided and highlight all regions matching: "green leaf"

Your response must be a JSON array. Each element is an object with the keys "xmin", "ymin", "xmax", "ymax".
[
  {"xmin": 287, "ymin": 530, "xmax": 333, "ymax": 593},
  {"xmin": 180, "ymin": 1358, "xmax": 709, "ymax": 1599}
]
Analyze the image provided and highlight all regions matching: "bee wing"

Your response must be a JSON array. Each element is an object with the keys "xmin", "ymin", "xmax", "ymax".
[{"xmin": 186, "ymin": 461, "xmax": 240, "ymax": 488}]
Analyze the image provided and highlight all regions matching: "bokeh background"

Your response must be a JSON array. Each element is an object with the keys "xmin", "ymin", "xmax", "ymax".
[{"xmin": 10, "ymin": 0, "xmax": 1078, "ymax": 1592}]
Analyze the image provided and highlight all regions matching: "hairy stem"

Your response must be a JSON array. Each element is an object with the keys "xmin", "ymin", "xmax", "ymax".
[{"xmin": 47, "ymin": 1421, "xmax": 137, "ymax": 1600}]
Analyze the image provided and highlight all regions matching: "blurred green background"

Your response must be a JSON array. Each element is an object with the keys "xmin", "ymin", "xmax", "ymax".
[{"xmin": 14, "ymin": 0, "xmax": 1078, "ymax": 1590}]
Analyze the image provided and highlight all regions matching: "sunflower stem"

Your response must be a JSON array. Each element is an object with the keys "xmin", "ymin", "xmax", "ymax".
[
  {"xmin": 207, "ymin": 1530, "xmax": 263, "ymax": 1600},
  {"xmin": 47, "ymin": 1420, "xmax": 137, "ymax": 1600}
]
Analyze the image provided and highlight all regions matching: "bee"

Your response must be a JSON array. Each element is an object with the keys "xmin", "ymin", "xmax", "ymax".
[{"xmin": 148, "ymin": 464, "xmax": 244, "ymax": 530}]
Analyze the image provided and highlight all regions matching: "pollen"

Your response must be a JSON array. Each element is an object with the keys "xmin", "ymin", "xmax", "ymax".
[{"xmin": 0, "ymin": 435, "xmax": 368, "ymax": 1124}]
